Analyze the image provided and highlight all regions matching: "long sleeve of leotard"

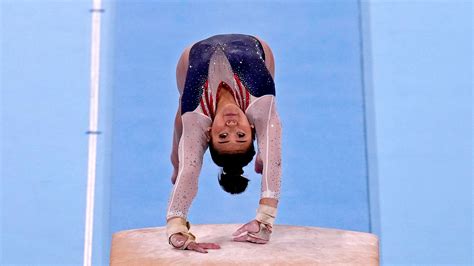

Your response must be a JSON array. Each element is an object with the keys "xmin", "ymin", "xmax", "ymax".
[
  {"xmin": 166, "ymin": 112, "xmax": 211, "ymax": 220},
  {"xmin": 246, "ymin": 95, "xmax": 282, "ymax": 200}
]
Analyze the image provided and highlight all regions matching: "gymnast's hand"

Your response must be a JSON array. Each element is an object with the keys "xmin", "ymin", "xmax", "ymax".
[
  {"xmin": 169, "ymin": 233, "xmax": 221, "ymax": 253},
  {"xmin": 232, "ymin": 220, "xmax": 272, "ymax": 244}
]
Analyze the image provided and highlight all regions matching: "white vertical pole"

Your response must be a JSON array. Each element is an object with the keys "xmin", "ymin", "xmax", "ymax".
[{"xmin": 83, "ymin": 1, "xmax": 102, "ymax": 266}]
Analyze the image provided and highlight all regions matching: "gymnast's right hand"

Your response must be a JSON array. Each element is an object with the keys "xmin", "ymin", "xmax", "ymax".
[{"xmin": 169, "ymin": 233, "xmax": 221, "ymax": 253}]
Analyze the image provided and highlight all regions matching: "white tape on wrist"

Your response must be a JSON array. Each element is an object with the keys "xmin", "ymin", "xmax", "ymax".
[{"xmin": 255, "ymin": 204, "xmax": 277, "ymax": 227}]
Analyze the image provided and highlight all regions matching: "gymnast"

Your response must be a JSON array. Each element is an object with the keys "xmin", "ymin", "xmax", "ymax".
[{"xmin": 166, "ymin": 34, "xmax": 282, "ymax": 253}]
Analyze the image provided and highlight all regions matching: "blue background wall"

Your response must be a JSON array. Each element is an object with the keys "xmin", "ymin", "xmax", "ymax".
[
  {"xmin": 1, "ymin": 1, "xmax": 93, "ymax": 264},
  {"xmin": 1, "ymin": 0, "xmax": 471, "ymax": 265},
  {"xmin": 363, "ymin": 1, "xmax": 472, "ymax": 264}
]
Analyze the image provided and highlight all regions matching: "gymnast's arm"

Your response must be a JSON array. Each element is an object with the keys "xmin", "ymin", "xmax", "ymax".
[
  {"xmin": 166, "ymin": 112, "xmax": 220, "ymax": 252},
  {"xmin": 248, "ymin": 96, "xmax": 282, "ymax": 208},
  {"xmin": 232, "ymin": 96, "xmax": 281, "ymax": 243}
]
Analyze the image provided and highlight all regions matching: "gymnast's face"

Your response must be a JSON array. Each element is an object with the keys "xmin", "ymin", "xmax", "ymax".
[{"xmin": 209, "ymin": 103, "xmax": 253, "ymax": 153}]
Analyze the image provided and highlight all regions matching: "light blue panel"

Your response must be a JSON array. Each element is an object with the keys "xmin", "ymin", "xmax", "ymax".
[
  {"xmin": 92, "ymin": 0, "xmax": 115, "ymax": 265},
  {"xmin": 359, "ymin": 0, "xmax": 382, "ymax": 240},
  {"xmin": 107, "ymin": 0, "xmax": 371, "ymax": 252},
  {"xmin": 1, "ymin": 1, "xmax": 93, "ymax": 264},
  {"xmin": 367, "ymin": 1, "xmax": 472, "ymax": 264}
]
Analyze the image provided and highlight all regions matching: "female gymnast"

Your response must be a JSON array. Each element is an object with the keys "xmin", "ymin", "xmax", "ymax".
[{"xmin": 166, "ymin": 34, "xmax": 282, "ymax": 253}]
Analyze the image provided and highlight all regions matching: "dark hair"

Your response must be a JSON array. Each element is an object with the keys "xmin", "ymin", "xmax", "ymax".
[{"xmin": 209, "ymin": 135, "xmax": 256, "ymax": 195}]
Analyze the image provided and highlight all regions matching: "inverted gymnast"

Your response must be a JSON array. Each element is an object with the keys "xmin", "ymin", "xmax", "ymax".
[{"xmin": 166, "ymin": 34, "xmax": 282, "ymax": 253}]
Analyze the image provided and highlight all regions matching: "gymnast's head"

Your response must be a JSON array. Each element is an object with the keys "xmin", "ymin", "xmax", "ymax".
[{"xmin": 207, "ymin": 84, "xmax": 256, "ymax": 194}]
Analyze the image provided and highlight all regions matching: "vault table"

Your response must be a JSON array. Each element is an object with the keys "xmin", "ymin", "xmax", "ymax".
[{"xmin": 110, "ymin": 224, "xmax": 379, "ymax": 265}]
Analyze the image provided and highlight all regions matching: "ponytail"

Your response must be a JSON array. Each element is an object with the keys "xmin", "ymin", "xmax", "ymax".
[{"xmin": 218, "ymin": 166, "xmax": 250, "ymax": 194}]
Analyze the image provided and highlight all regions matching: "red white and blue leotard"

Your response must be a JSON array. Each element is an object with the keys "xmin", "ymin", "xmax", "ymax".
[{"xmin": 167, "ymin": 34, "xmax": 282, "ymax": 220}]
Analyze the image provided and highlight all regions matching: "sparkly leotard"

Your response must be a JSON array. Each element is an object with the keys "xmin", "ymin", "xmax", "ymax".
[{"xmin": 167, "ymin": 34, "xmax": 282, "ymax": 220}]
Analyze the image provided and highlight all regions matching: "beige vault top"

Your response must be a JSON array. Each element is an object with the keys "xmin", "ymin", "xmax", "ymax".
[{"xmin": 110, "ymin": 224, "xmax": 379, "ymax": 265}]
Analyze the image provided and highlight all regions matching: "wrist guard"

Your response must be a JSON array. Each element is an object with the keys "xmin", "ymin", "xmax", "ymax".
[
  {"xmin": 255, "ymin": 204, "xmax": 277, "ymax": 227},
  {"xmin": 166, "ymin": 217, "xmax": 196, "ymax": 250}
]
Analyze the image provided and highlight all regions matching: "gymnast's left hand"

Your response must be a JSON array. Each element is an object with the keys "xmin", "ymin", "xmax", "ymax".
[{"xmin": 232, "ymin": 220, "xmax": 271, "ymax": 244}]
